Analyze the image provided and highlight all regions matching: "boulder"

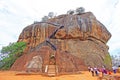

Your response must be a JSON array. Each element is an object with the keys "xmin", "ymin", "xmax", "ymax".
[{"xmin": 11, "ymin": 12, "xmax": 112, "ymax": 73}]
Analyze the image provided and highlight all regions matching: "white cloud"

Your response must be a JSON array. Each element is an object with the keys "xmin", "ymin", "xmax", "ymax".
[
  {"xmin": 107, "ymin": 0, "xmax": 120, "ymax": 55},
  {"xmin": 0, "ymin": 0, "xmax": 120, "ymax": 56}
]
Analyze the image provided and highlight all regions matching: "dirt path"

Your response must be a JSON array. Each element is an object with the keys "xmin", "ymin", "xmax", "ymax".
[{"xmin": 0, "ymin": 71, "xmax": 99, "ymax": 80}]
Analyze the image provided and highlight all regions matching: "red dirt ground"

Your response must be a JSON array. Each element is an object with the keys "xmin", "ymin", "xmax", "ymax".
[{"xmin": 0, "ymin": 71, "xmax": 119, "ymax": 80}]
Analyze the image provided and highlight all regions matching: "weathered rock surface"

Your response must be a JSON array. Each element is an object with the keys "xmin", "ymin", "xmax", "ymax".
[
  {"xmin": 11, "ymin": 46, "xmax": 86, "ymax": 74},
  {"xmin": 11, "ymin": 12, "xmax": 112, "ymax": 73}
]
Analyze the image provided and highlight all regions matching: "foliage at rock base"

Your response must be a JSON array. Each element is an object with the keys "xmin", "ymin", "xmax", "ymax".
[{"xmin": 0, "ymin": 42, "xmax": 26, "ymax": 70}]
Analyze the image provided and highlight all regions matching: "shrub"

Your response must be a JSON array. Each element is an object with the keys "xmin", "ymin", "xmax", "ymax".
[
  {"xmin": 104, "ymin": 53, "xmax": 112, "ymax": 69},
  {"xmin": 48, "ymin": 12, "xmax": 54, "ymax": 18},
  {"xmin": 76, "ymin": 7, "xmax": 85, "ymax": 14},
  {"xmin": 67, "ymin": 10, "xmax": 74, "ymax": 15},
  {"xmin": 41, "ymin": 16, "xmax": 49, "ymax": 22}
]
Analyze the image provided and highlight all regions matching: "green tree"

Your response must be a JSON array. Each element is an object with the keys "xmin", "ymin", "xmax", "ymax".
[
  {"xmin": 104, "ymin": 53, "xmax": 112, "ymax": 69},
  {"xmin": 0, "ymin": 42, "xmax": 26, "ymax": 70}
]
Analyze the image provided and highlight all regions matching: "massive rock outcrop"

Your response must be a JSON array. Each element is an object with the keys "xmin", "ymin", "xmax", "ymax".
[{"xmin": 11, "ymin": 12, "xmax": 112, "ymax": 74}]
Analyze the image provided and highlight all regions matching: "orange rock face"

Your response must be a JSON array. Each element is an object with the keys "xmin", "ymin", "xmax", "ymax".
[{"xmin": 11, "ymin": 12, "xmax": 111, "ymax": 73}]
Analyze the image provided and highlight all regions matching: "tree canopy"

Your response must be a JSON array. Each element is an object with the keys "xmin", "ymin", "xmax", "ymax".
[{"xmin": 0, "ymin": 42, "xmax": 26, "ymax": 70}]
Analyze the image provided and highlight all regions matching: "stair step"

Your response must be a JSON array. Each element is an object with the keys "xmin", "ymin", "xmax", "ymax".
[
  {"xmin": 48, "ymin": 70, "xmax": 55, "ymax": 72},
  {"xmin": 48, "ymin": 72, "xmax": 56, "ymax": 74},
  {"xmin": 48, "ymin": 74, "xmax": 55, "ymax": 77},
  {"xmin": 47, "ymin": 65, "xmax": 57, "ymax": 76},
  {"xmin": 48, "ymin": 73, "xmax": 56, "ymax": 76},
  {"xmin": 48, "ymin": 71, "xmax": 56, "ymax": 72}
]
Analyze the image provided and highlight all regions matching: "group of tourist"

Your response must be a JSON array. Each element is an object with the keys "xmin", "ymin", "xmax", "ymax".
[
  {"xmin": 88, "ymin": 66, "xmax": 99, "ymax": 76},
  {"xmin": 88, "ymin": 66, "xmax": 112, "ymax": 77}
]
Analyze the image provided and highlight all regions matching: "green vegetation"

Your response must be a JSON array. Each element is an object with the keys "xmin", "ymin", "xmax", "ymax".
[
  {"xmin": 0, "ymin": 42, "xmax": 26, "ymax": 70},
  {"xmin": 104, "ymin": 53, "xmax": 112, "ymax": 69}
]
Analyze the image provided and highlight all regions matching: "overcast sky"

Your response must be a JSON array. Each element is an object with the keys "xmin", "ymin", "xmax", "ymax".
[{"xmin": 0, "ymin": 0, "xmax": 120, "ymax": 55}]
